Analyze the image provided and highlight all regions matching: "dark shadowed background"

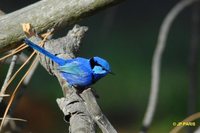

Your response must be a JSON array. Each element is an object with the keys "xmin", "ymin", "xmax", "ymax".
[{"xmin": 0, "ymin": 0, "xmax": 199, "ymax": 132}]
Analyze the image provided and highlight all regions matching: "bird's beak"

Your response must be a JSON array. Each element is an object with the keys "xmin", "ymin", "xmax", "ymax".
[{"xmin": 109, "ymin": 71, "xmax": 115, "ymax": 75}]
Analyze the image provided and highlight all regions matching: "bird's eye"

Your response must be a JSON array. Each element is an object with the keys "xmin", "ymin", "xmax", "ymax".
[{"xmin": 102, "ymin": 67, "xmax": 107, "ymax": 71}]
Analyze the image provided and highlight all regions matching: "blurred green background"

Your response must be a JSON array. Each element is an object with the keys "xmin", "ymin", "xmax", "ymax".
[{"xmin": 0, "ymin": 0, "xmax": 200, "ymax": 132}]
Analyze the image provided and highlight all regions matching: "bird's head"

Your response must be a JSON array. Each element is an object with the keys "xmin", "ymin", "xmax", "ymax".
[{"xmin": 89, "ymin": 56, "xmax": 113, "ymax": 77}]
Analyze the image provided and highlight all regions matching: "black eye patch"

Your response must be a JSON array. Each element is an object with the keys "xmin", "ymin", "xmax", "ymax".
[{"xmin": 89, "ymin": 57, "xmax": 102, "ymax": 69}]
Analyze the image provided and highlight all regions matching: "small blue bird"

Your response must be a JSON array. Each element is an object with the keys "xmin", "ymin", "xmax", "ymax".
[{"xmin": 24, "ymin": 38, "xmax": 112, "ymax": 88}]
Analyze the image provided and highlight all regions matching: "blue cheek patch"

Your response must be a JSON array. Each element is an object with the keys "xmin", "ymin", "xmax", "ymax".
[{"xmin": 93, "ymin": 66, "xmax": 105, "ymax": 74}]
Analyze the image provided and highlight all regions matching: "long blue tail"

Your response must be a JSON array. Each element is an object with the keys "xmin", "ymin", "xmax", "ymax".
[{"xmin": 24, "ymin": 38, "xmax": 66, "ymax": 66}]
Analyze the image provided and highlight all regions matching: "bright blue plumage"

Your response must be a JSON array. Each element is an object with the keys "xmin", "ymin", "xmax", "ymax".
[{"xmin": 24, "ymin": 38, "xmax": 112, "ymax": 88}]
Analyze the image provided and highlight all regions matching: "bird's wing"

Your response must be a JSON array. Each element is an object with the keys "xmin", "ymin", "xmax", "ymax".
[{"xmin": 58, "ymin": 61, "xmax": 90, "ymax": 76}]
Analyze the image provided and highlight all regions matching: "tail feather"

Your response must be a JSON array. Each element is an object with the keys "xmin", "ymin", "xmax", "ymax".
[{"xmin": 24, "ymin": 38, "xmax": 66, "ymax": 66}]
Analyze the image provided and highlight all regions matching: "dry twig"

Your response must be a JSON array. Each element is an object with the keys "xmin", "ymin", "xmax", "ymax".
[
  {"xmin": 141, "ymin": 0, "xmax": 199, "ymax": 132},
  {"xmin": 0, "ymin": 55, "xmax": 18, "ymax": 103}
]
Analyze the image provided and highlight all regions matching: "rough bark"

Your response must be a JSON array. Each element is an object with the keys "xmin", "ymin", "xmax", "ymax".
[{"xmin": 0, "ymin": 0, "xmax": 123, "ymax": 53}]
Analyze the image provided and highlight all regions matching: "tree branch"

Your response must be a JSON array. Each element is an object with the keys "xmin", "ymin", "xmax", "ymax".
[
  {"xmin": 0, "ymin": 55, "xmax": 18, "ymax": 102},
  {"xmin": 81, "ymin": 88, "xmax": 117, "ymax": 133},
  {"xmin": 0, "ymin": 0, "xmax": 123, "ymax": 53},
  {"xmin": 141, "ymin": 0, "xmax": 199, "ymax": 132}
]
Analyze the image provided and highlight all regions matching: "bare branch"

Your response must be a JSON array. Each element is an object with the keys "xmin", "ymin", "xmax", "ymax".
[
  {"xmin": 5, "ymin": 53, "xmax": 28, "ymax": 64},
  {"xmin": 81, "ymin": 88, "xmax": 117, "ymax": 133},
  {"xmin": 0, "ymin": 55, "xmax": 18, "ymax": 103},
  {"xmin": 56, "ymin": 92, "xmax": 96, "ymax": 133},
  {"xmin": 141, "ymin": 0, "xmax": 199, "ymax": 132},
  {"xmin": 0, "ymin": 0, "xmax": 123, "ymax": 53}
]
